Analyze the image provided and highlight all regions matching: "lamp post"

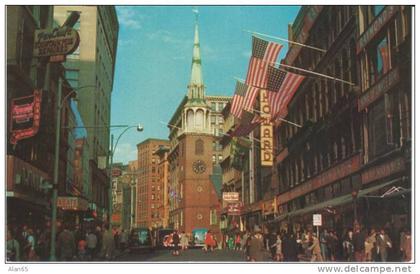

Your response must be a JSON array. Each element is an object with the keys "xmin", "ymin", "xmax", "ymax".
[
  {"xmin": 49, "ymin": 81, "xmax": 97, "ymax": 261},
  {"xmin": 108, "ymin": 125, "xmax": 143, "ymax": 229}
]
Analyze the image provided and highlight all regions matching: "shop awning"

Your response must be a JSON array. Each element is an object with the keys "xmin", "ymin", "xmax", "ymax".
[
  {"xmin": 271, "ymin": 177, "xmax": 404, "ymax": 223},
  {"xmin": 358, "ymin": 177, "xmax": 406, "ymax": 198}
]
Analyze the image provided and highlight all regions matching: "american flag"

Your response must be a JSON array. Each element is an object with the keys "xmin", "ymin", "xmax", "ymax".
[
  {"xmin": 230, "ymin": 81, "xmax": 260, "ymax": 118},
  {"xmin": 267, "ymin": 65, "xmax": 305, "ymax": 120},
  {"xmin": 231, "ymin": 110, "xmax": 262, "ymax": 137},
  {"xmin": 246, "ymin": 36, "xmax": 282, "ymax": 89}
]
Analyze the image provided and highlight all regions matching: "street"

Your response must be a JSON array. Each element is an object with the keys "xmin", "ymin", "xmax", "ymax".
[{"xmin": 115, "ymin": 248, "xmax": 245, "ymax": 262}]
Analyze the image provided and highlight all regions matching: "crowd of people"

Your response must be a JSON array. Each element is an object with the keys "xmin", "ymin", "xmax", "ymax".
[
  {"xmin": 7, "ymin": 221, "xmax": 411, "ymax": 262},
  {"xmin": 220, "ymin": 223, "xmax": 412, "ymax": 262},
  {"xmin": 6, "ymin": 222, "xmax": 131, "ymax": 262}
]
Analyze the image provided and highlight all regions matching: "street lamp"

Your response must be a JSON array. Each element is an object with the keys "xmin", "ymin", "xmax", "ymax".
[
  {"xmin": 49, "ymin": 79, "xmax": 98, "ymax": 261},
  {"xmin": 108, "ymin": 125, "xmax": 143, "ymax": 229}
]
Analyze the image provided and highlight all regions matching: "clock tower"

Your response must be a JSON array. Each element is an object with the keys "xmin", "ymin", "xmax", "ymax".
[{"xmin": 167, "ymin": 14, "xmax": 221, "ymax": 238}]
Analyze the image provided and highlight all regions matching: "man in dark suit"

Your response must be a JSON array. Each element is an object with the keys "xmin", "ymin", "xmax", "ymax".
[{"xmin": 376, "ymin": 228, "xmax": 392, "ymax": 262}]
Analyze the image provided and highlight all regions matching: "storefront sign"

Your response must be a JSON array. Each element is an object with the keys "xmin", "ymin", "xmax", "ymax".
[
  {"xmin": 279, "ymin": 153, "xmax": 362, "ymax": 204},
  {"xmin": 358, "ymin": 67, "xmax": 400, "ymax": 111},
  {"xmin": 313, "ymin": 214, "xmax": 322, "ymax": 226},
  {"xmin": 361, "ymin": 157, "xmax": 405, "ymax": 185},
  {"xmin": 227, "ymin": 202, "xmax": 242, "ymax": 216},
  {"xmin": 285, "ymin": 6, "xmax": 324, "ymax": 65},
  {"xmin": 10, "ymin": 90, "xmax": 42, "ymax": 144},
  {"xmin": 57, "ymin": 196, "xmax": 89, "ymax": 211},
  {"xmin": 33, "ymin": 27, "xmax": 80, "ymax": 57},
  {"xmin": 7, "ymin": 155, "xmax": 49, "ymax": 194},
  {"xmin": 357, "ymin": 6, "xmax": 400, "ymax": 54},
  {"xmin": 112, "ymin": 168, "xmax": 122, "ymax": 177},
  {"xmin": 262, "ymin": 198, "xmax": 276, "ymax": 215},
  {"xmin": 223, "ymin": 192, "xmax": 239, "ymax": 202},
  {"xmin": 260, "ymin": 89, "xmax": 273, "ymax": 166}
]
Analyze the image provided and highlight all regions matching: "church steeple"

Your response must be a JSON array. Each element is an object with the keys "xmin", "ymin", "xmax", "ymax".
[{"xmin": 188, "ymin": 9, "xmax": 205, "ymax": 100}]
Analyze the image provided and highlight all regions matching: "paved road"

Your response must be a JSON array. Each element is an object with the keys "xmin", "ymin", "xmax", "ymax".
[{"xmin": 115, "ymin": 248, "xmax": 246, "ymax": 262}]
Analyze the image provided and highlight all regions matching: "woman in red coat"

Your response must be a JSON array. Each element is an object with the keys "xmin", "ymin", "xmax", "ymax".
[{"xmin": 205, "ymin": 230, "xmax": 214, "ymax": 252}]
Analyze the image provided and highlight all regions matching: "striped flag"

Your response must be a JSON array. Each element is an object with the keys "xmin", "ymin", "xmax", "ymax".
[
  {"xmin": 231, "ymin": 110, "xmax": 262, "ymax": 137},
  {"xmin": 230, "ymin": 81, "xmax": 260, "ymax": 118},
  {"xmin": 266, "ymin": 65, "xmax": 305, "ymax": 120},
  {"xmin": 246, "ymin": 36, "xmax": 282, "ymax": 89}
]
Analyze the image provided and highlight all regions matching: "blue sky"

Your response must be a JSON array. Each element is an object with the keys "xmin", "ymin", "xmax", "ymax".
[{"xmin": 111, "ymin": 5, "xmax": 300, "ymax": 164}]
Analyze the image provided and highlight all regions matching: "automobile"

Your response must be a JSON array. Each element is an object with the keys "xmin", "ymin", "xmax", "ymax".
[
  {"xmin": 155, "ymin": 228, "xmax": 174, "ymax": 249},
  {"xmin": 128, "ymin": 228, "xmax": 155, "ymax": 253},
  {"xmin": 191, "ymin": 228, "xmax": 208, "ymax": 248}
]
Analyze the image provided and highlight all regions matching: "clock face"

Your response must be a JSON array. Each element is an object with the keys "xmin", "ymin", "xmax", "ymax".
[{"xmin": 193, "ymin": 160, "xmax": 206, "ymax": 174}]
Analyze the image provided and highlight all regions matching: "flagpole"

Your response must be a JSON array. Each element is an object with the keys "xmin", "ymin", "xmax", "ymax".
[
  {"xmin": 160, "ymin": 121, "xmax": 280, "ymax": 157},
  {"xmin": 243, "ymin": 29, "xmax": 327, "ymax": 53},
  {"xmin": 251, "ymin": 108, "xmax": 302, "ymax": 128},
  {"xmin": 276, "ymin": 63, "xmax": 355, "ymax": 86}
]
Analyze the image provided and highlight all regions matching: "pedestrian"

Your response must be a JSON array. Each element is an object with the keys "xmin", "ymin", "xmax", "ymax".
[
  {"xmin": 353, "ymin": 224, "xmax": 366, "ymax": 262},
  {"xmin": 119, "ymin": 229, "xmax": 128, "ymax": 251},
  {"xmin": 283, "ymin": 233, "xmax": 299, "ymax": 261},
  {"xmin": 94, "ymin": 225, "xmax": 102, "ymax": 256},
  {"xmin": 245, "ymin": 232, "xmax": 252, "ymax": 261},
  {"xmin": 272, "ymin": 234, "xmax": 283, "ymax": 261},
  {"xmin": 7, "ymin": 230, "xmax": 21, "ymax": 261},
  {"xmin": 86, "ymin": 229, "xmax": 97, "ymax": 260},
  {"xmin": 375, "ymin": 228, "xmax": 392, "ymax": 262},
  {"xmin": 268, "ymin": 231, "xmax": 277, "ymax": 260},
  {"xmin": 234, "ymin": 233, "xmax": 241, "ymax": 251},
  {"xmin": 227, "ymin": 235, "xmax": 234, "ymax": 250},
  {"xmin": 57, "ymin": 223, "xmax": 76, "ymax": 261},
  {"xmin": 205, "ymin": 230, "xmax": 214, "ymax": 252},
  {"xmin": 77, "ymin": 239, "xmax": 87, "ymax": 261},
  {"xmin": 327, "ymin": 230, "xmax": 338, "ymax": 261},
  {"xmin": 73, "ymin": 224, "xmax": 82, "ymax": 247},
  {"xmin": 180, "ymin": 231, "xmax": 189, "ymax": 250},
  {"xmin": 171, "ymin": 230, "xmax": 180, "ymax": 256},
  {"xmin": 320, "ymin": 228, "xmax": 329, "ymax": 261},
  {"xmin": 400, "ymin": 228, "xmax": 411, "ymax": 262},
  {"xmin": 248, "ymin": 226, "xmax": 265, "ymax": 261},
  {"xmin": 25, "ymin": 229, "xmax": 38, "ymax": 261},
  {"xmin": 364, "ymin": 228, "xmax": 377, "ymax": 262},
  {"xmin": 100, "ymin": 223, "xmax": 115, "ymax": 260},
  {"xmin": 113, "ymin": 228, "xmax": 120, "ymax": 250},
  {"xmin": 343, "ymin": 229, "xmax": 354, "ymax": 261},
  {"xmin": 36, "ymin": 228, "xmax": 49, "ymax": 261},
  {"xmin": 308, "ymin": 233, "xmax": 323, "ymax": 262}
]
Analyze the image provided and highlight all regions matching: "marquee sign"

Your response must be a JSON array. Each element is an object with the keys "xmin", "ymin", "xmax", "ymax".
[
  {"xmin": 33, "ymin": 27, "xmax": 80, "ymax": 58},
  {"xmin": 10, "ymin": 90, "xmax": 42, "ymax": 144},
  {"xmin": 57, "ymin": 196, "xmax": 89, "ymax": 211}
]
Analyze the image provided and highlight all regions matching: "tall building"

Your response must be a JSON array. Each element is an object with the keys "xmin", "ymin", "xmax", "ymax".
[
  {"xmin": 153, "ymin": 145, "xmax": 171, "ymax": 228},
  {"xmin": 6, "ymin": 6, "xmax": 89, "ymax": 228},
  {"xmin": 136, "ymin": 139, "xmax": 170, "ymax": 228},
  {"xmin": 271, "ymin": 6, "xmax": 411, "ymax": 235},
  {"xmin": 167, "ymin": 17, "xmax": 228, "ymax": 238},
  {"xmin": 54, "ymin": 6, "xmax": 119, "ymax": 220}
]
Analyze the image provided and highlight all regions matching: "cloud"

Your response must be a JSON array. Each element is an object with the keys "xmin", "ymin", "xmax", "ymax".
[
  {"xmin": 113, "ymin": 143, "xmax": 137, "ymax": 164},
  {"xmin": 147, "ymin": 30, "xmax": 190, "ymax": 48},
  {"xmin": 117, "ymin": 7, "xmax": 144, "ymax": 30}
]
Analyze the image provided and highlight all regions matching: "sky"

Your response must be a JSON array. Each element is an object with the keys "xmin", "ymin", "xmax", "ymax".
[{"xmin": 111, "ymin": 5, "xmax": 301, "ymax": 164}]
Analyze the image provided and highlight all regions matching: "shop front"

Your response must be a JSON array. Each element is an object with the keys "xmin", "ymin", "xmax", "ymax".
[{"xmin": 6, "ymin": 155, "xmax": 51, "ymax": 229}]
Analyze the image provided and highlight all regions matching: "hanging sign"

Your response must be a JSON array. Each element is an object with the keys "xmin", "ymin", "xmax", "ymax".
[
  {"xmin": 10, "ymin": 89, "xmax": 42, "ymax": 144},
  {"xmin": 260, "ymin": 89, "xmax": 273, "ymax": 166},
  {"xmin": 313, "ymin": 214, "xmax": 322, "ymax": 226},
  {"xmin": 33, "ymin": 27, "xmax": 80, "ymax": 57}
]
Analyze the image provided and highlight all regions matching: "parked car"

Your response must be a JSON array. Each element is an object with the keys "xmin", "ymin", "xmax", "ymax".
[
  {"xmin": 191, "ymin": 228, "xmax": 208, "ymax": 248},
  {"xmin": 155, "ymin": 228, "xmax": 174, "ymax": 249},
  {"xmin": 128, "ymin": 228, "xmax": 155, "ymax": 253}
]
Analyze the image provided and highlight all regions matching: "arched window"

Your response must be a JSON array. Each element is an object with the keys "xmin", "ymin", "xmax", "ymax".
[
  {"xmin": 195, "ymin": 139, "xmax": 204, "ymax": 155},
  {"xmin": 196, "ymin": 109, "xmax": 204, "ymax": 129},
  {"xmin": 187, "ymin": 109, "xmax": 194, "ymax": 129}
]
